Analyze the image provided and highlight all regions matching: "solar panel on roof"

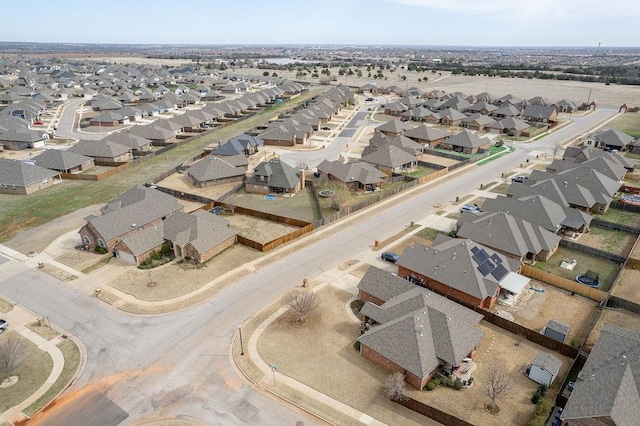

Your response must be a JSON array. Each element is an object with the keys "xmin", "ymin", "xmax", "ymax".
[
  {"xmin": 472, "ymin": 249, "xmax": 489, "ymax": 265},
  {"xmin": 491, "ymin": 253, "xmax": 502, "ymax": 264},
  {"xmin": 491, "ymin": 264, "xmax": 509, "ymax": 281},
  {"xmin": 471, "ymin": 246, "xmax": 480, "ymax": 254},
  {"xmin": 477, "ymin": 259, "xmax": 495, "ymax": 276}
]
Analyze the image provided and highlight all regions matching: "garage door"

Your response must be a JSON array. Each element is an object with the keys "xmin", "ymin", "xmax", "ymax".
[{"xmin": 117, "ymin": 250, "xmax": 136, "ymax": 265}]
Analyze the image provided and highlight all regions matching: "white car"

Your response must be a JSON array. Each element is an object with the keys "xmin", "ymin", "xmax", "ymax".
[{"xmin": 0, "ymin": 319, "xmax": 7, "ymax": 333}]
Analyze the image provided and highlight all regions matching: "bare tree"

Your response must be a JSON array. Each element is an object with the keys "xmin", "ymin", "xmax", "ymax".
[
  {"xmin": 484, "ymin": 363, "xmax": 513, "ymax": 413},
  {"xmin": 327, "ymin": 181, "xmax": 349, "ymax": 211},
  {"xmin": 553, "ymin": 140, "xmax": 563, "ymax": 159},
  {"xmin": 0, "ymin": 334, "xmax": 27, "ymax": 380},
  {"xmin": 283, "ymin": 289, "xmax": 319, "ymax": 325},
  {"xmin": 384, "ymin": 372, "xmax": 408, "ymax": 401}
]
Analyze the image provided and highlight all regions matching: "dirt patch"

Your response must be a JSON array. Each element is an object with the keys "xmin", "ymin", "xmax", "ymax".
[
  {"xmin": 39, "ymin": 263, "xmax": 77, "ymax": 282},
  {"xmin": 419, "ymin": 153, "xmax": 460, "ymax": 167},
  {"xmin": 224, "ymin": 214, "xmax": 299, "ymax": 243},
  {"xmin": 54, "ymin": 250, "xmax": 109, "ymax": 272},
  {"xmin": 226, "ymin": 187, "xmax": 316, "ymax": 222},
  {"xmin": 412, "ymin": 321, "xmax": 571, "ymax": 426},
  {"xmin": 577, "ymin": 226, "xmax": 637, "ymax": 257},
  {"xmin": 372, "ymin": 224, "xmax": 420, "ymax": 252},
  {"xmin": 349, "ymin": 263, "xmax": 371, "ymax": 279},
  {"xmin": 493, "ymin": 281, "xmax": 600, "ymax": 344},
  {"xmin": 106, "ymin": 245, "xmax": 260, "ymax": 302},
  {"xmin": 257, "ymin": 285, "xmax": 433, "ymax": 426},
  {"xmin": 610, "ymin": 268, "xmax": 640, "ymax": 304},
  {"xmin": 0, "ymin": 297, "xmax": 14, "ymax": 313},
  {"xmin": 388, "ymin": 235, "xmax": 434, "ymax": 255},
  {"xmin": 4, "ymin": 204, "xmax": 102, "ymax": 255},
  {"xmin": 155, "ymin": 173, "xmax": 241, "ymax": 201}
]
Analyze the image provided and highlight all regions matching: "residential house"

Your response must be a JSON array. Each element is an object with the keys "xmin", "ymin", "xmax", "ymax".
[
  {"xmin": 438, "ymin": 108, "xmax": 467, "ymax": 127},
  {"xmin": 396, "ymin": 236, "xmax": 524, "ymax": 309},
  {"xmin": 187, "ymin": 155, "xmax": 248, "ymax": 187},
  {"xmin": 563, "ymin": 146, "xmax": 637, "ymax": 173},
  {"xmin": 357, "ymin": 267, "xmax": 485, "ymax": 390},
  {"xmin": 561, "ymin": 325, "xmax": 640, "ymax": 425},
  {"xmin": 375, "ymin": 119, "xmax": 413, "ymax": 137},
  {"xmin": 129, "ymin": 124, "xmax": 175, "ymax": 145},
  {"xmin": 487, "ymin": 117, "xmax": 530, "ymax": 136},
  {"xmin": 522, "ymin": 105, "xmax": 558, "ymax": 125},
  {"xmin": 439, "ymin": 130, "xmax": 490, "ymax": 155},
  {"xmin": 69, "ymin": 139, "xmax": 133, "ymax": 163},
  {"xmin": 0, "ymin": 128, "xmax": 48, "ymax": 150},
  {"xmin": 90, "ymin": 110, "xmax": 129, "ymax": 127},
  {"xmin": 492, "ymin": 104, "xmax": 522, "ymax": 119},
  {"xmin": 79, "ymin": 185, "xmax": 183, "ymax": 252},
  {"xmin": 529, "ymin": 167, "xmax": 620, "ymax": 214},
  {"xmin": 316, "ymin": 159, "xmax": 388, "ymax": 191},
  {"xmin": 403, "ymin": 124, "xmax": 452, "ymax": 147},
  {"xmin": 0, "ymin": 158, "xmax": 60, "ymax": 194},
  {"xmin": 465, "ymin": 101, "xmax": 497, "ymax": 116},
  {"xmin": 367, "ymin": 133, "xmax": 424, "ymax": 157},
  {"xmin": 114, "ymin": 210, "xmax": 237, "ymax": 265},
  {"xmin": 462, "ymin": 113, "xmax": 495, "ymax": 131},
  {"xmin": 506, "ymin": 179, "xmax": 592, "ymax": 232},
  {"xmin": 33, "ymin": 149, "xmax": 95, "ymax": 174},
  {"xmin": 553, "ymin": 99, "xmax": 578, "ymax": 113},
  {"xmin": 361, "ymin": 145, "xmax": 418, "ymax": 175},
  {"xmin": 584, "ymin": 129, "xmax": 635, "ymax": 151},
  {"xmin": 245, "ymin": 157, "xmax": 302, "ymax": 196},
  {"xmin": 104, "ymin": 132, "xmax": 153, "ymax": 155},
  {"xmin": 211, "ymin": 134, "xmax": 263, "ymax": 157}
]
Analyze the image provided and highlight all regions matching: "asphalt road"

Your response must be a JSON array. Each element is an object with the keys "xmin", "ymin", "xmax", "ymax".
[
  {"xmin": 54, "ymin": 99, "xmax": 104, "ymax": 141},
  {"xmin": 280, "ymin": 108, "xmax": 370, "ymax": 168},
  {"xmin": 0, "ymin": 107, "xmax": 617, "ymax": 425}
]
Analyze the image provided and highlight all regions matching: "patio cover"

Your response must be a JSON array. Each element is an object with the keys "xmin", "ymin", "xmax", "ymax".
[{"xmin": 499, "ymin": 272, "xmax": 530, "ymax": 295}]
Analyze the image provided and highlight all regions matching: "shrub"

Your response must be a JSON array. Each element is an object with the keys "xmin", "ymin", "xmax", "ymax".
[
  {"xmin": 495, "ymin": 139, "xmax": 504, "ymax": 147},
  {"xmin": 538, "ymin": 383, "xmax": 548, "ymax": 396},
  {"xmin": 448, "ymin": 230, "xmax": 458, "ymax": 238},
  {"xmin": 353, "ymin": 341, "xmax": 361, "ymax": 351},
  {"xmin": 454, "ymin": 379, "xmax": 464, "ymax": 390},
  {"xmin": 384, "ymin": 372, "xmax": 408, "ymax": 401},
  {"xmin": 531, "ymin": 391, "xmax": 541, "ymax": 404},
  {"xmin": 426, "ymin": 381, "xmax": 437, "ymax": 391},
  {"xmin": 446, "ymin": 379, "xmax": 456, "ymax": 388},
  {"xmin": 535, "ymin": 398, "xmax": 552, "ymax": 416},
  {"xmin": 160, "ymin": 243, "xmax": 172, "ymax": 256},
  {"xmin": 571, "ymin": 338, "xmax": 581, "ymax": 348},
  {"xmin": 151, "ymin": 251, "xmax": 162, "ymax": 261},
  {"xmin": 95, "ymin": 246, "xmax": 107, "ymax": 254},
  {"xmin": 432, "ymin": 378, "xmax": 441, "ymax": 386}
]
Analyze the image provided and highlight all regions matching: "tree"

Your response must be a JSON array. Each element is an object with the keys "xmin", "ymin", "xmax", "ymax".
[
  {"xmin": 263, "ymin": 71, "xmax": 269, "ymax": 76},
  {"xmin": 0, "ymin": 335, "xmax": 27, "ymax": 380},
  {"xmin": 219, "ymin": 62, "xmax": 228, "ymax": 71},
  {"xmin": 484, "ymin": 364, "xmax": 513, "ymax": 413},
  {"xmin": 384, "ymin": 372, "xmax": 408, "ymax": 401},
  {"xmin": 283, "ymin": 289, "xmax": 319, "ymax": 325}
]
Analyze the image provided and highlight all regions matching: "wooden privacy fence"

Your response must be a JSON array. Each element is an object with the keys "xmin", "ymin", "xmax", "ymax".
[
  {"xmin": 558, "ymin": 239, "xmax": 626, "ymax": 264},
  {"xmin": 611, "ymin": 200, "xmax": 640, "ymax": 213},
  {"xmin": 61, "ymin": 162, "xmax": 131, "ymax": 180},
  {"xmin": 607, "ymin": 295, "xmax": 640, "ymax": 315},
  {"xmin": 394, "ymin": 398, "xmax": 473, "ymax": 426},
  {"xmin": 591, "ymin": 218, "xmax": 640, "ymax": 234},
  {"xmin": 520, "ymin": 265, "xmax": 609, "ymax": 303}
]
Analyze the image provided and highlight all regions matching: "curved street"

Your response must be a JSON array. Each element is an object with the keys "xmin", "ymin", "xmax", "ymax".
[{"xmin": 0, "ymin": 107, "xmax": 618, "ymax": 425}]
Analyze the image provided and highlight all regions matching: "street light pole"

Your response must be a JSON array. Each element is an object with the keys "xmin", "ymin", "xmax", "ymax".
[
  {"xmin": 238, "ymin": 324, "xmax": 244, "ymax": 356},
  {"xmin": 269, "ymin": 363, "xmax": 277, "ymax": 386}
]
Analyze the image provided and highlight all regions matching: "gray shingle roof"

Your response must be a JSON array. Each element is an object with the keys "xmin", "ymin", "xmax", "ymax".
[
  {"xmin": 403, "ymin": 124, "xmax": 452, "ymax": 142},
  {"xmin": 33, "ymin": 149, "xmax": 93, "ymax": 172},
  {"xmin": 358, "ymin": 284, "xmax": 484, "ymax": 379},
  {"xmin": 531, "ymin": 352, "xmax": 562, "ymax": 377},
  {"xmin": 482, "ymin": 195, "xmax": 567, "ymax": 233},
  {"xmin": 69, "ymin": 139, "xmax": 131, "ymax": 158},
  {"xmin": 246, "ymin": 158, "xmax": 300, "ymax": 189},
  {"xmin": 0, "ymin": 158, "xmax": 60, "ymax": 186},
  {"xmin": 457, "ymin": 211, "xmax": 560, "ymax": 258},
  {"xmin": 562, "ymin": 325, "xmax": 640, "ymax": 425},
  {"xmin": 317, "ymin": 160, "xmax": 388, "ymax": 186},
  {"xmin": 396, "ymin": 238, "xmax": 520, "ymax": 301},
  {"xmin": 357, "ymin": 266, "xmax": 416, "ymax": 302},
  {"xmin": 188, "ymin": 155, "xmax": 246, "ymax": 183},
  {"xmin": 361, "ymin": 145, "xmax": 417, "ymax": 169},
  {"xmin": 443, "ymin": 130, "xmax": 490, "ymax": 149}
]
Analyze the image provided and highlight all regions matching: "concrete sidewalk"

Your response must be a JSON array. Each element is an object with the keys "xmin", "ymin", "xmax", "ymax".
[{"xmin": 0, "ymin": 301, "xmax": 84, "ymax": 424}]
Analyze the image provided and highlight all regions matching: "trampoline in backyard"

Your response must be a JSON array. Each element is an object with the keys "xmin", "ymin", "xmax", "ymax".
[{"xmin": 576, "ymin": 270, "xmax": 601, "ymax": 288}]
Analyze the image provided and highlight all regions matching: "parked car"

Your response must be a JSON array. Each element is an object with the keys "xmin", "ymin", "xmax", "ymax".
[
  {"xmin": 0, "ymin": 319, "xmax": 7, "ymax": 334},
  {"xmin": 33, "ymin": 121, "xmax": 44, "ymax": 126},
  {"xmin": 460, "ymin": 204, "xmax": 481, "ymax": 214},
  {"xmin": 381, "ymin": 251, "xmax": 400, "ymax": 263},
  {"xmin": 365, "ymin": 97, "xmax": 375, "ymax": 101},
  {"xmin": 320, "ymin": 126, "xmax": 331, "ymax": 130},
  {"xmin": 567, "ymin": 381, "xmax": 575, "ymax": 392},
  {"xmin": 511, "ymin": 175, "xmax": 528, "ymax": 183}
]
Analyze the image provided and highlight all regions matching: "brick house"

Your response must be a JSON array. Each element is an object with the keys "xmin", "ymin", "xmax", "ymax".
[
  {"xmin": 396, "ymin": 236, "xmax": 523, "ymax": 309},
  {"xmin": 187, "ymin": 155, "xmax": 248, "ymax": 188},
  {"xmin": 316, "ymin": 159, "xmax": 388, "ymax": 191},
  {"xmin": 113, "ymin": 210, "xmax": 237, "ymax": 265},
  {"xmin": 0, "ymin": 158, "xmax": 60, "ymax": 195},
  {"xmin": 79, "ymin": 185, "xmax": 183, "ymax": 253},
  {"xmin": 357, "ymin": 267, "xmax": 485, "ymax": 390},
  {"xmin": 245, "ymin": 157, "xmax": 302, "ymax": 196},
  {"xmin": 439, "ymin": 130, "xmax": 491, "ymax": 155}
]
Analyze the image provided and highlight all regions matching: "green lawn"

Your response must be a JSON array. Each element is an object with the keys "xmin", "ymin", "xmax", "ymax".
[
  {"xmin": 609, "ymin": 114, "xmax": 640, "ymax": 138},
  {"xmin": 596, "ymin": 207, "xmax": 640, "ymax": 228},
  {"xmin": 23, "ymin": 339, "xmax": 81, "ymax": 417},
  {"xmin": 477, "ymin": 146, "xmax": 514, "ymax": 165},
  {"xmin": 414, "ymin": 227, "xmax": 443, "ymax": 241},
  {"xmin": 533, "ymin": 247, "xmax": 621, "ymax": 292},
  {"xmin": 0, "ymin": 332, "xmax": 53, "ymax": 413},
  {"xmin": 0, "ymin": 88, "xmax": 325, "ymax": 243}
]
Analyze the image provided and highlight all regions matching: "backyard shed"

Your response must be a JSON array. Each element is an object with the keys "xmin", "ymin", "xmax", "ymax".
[
  {"xmin": 544, "ymin": 319, "xmax": 571, "ymax": 343},
  {"xmin": 529, "ymin": 352, "xmax": 563, "ymax": 386}
]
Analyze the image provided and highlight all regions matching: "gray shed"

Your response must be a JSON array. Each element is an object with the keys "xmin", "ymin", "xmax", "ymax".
[
  {"xmin": 529, "ymin": 352, "xmax": 563, "ymax": 386},
  {"xmin": 544, "ymin": 319, "xmax": 570, "ymax": 343}
]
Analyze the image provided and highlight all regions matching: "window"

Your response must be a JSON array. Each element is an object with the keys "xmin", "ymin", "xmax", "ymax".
[
  {"xmin": 98, "ymin": 239, "xmax": 106, "ymax": 248},
  {"xmin": 42, "ymin": 179, "xmax": 49, "ymax": 185},
  {"xmin": 83, "ymin": 235, "xmax": 92, "ymax": 246}
]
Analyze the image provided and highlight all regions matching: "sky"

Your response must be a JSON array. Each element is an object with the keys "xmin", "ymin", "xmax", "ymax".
[{"xmin": 1, "ymin": 0, "xmax": 638, "ymax": 47}]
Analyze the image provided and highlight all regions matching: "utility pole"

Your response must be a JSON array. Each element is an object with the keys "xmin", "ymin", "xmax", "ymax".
[{"xmin": 238, "ymin": 324, "xmax": 244, "ymax": 356}]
